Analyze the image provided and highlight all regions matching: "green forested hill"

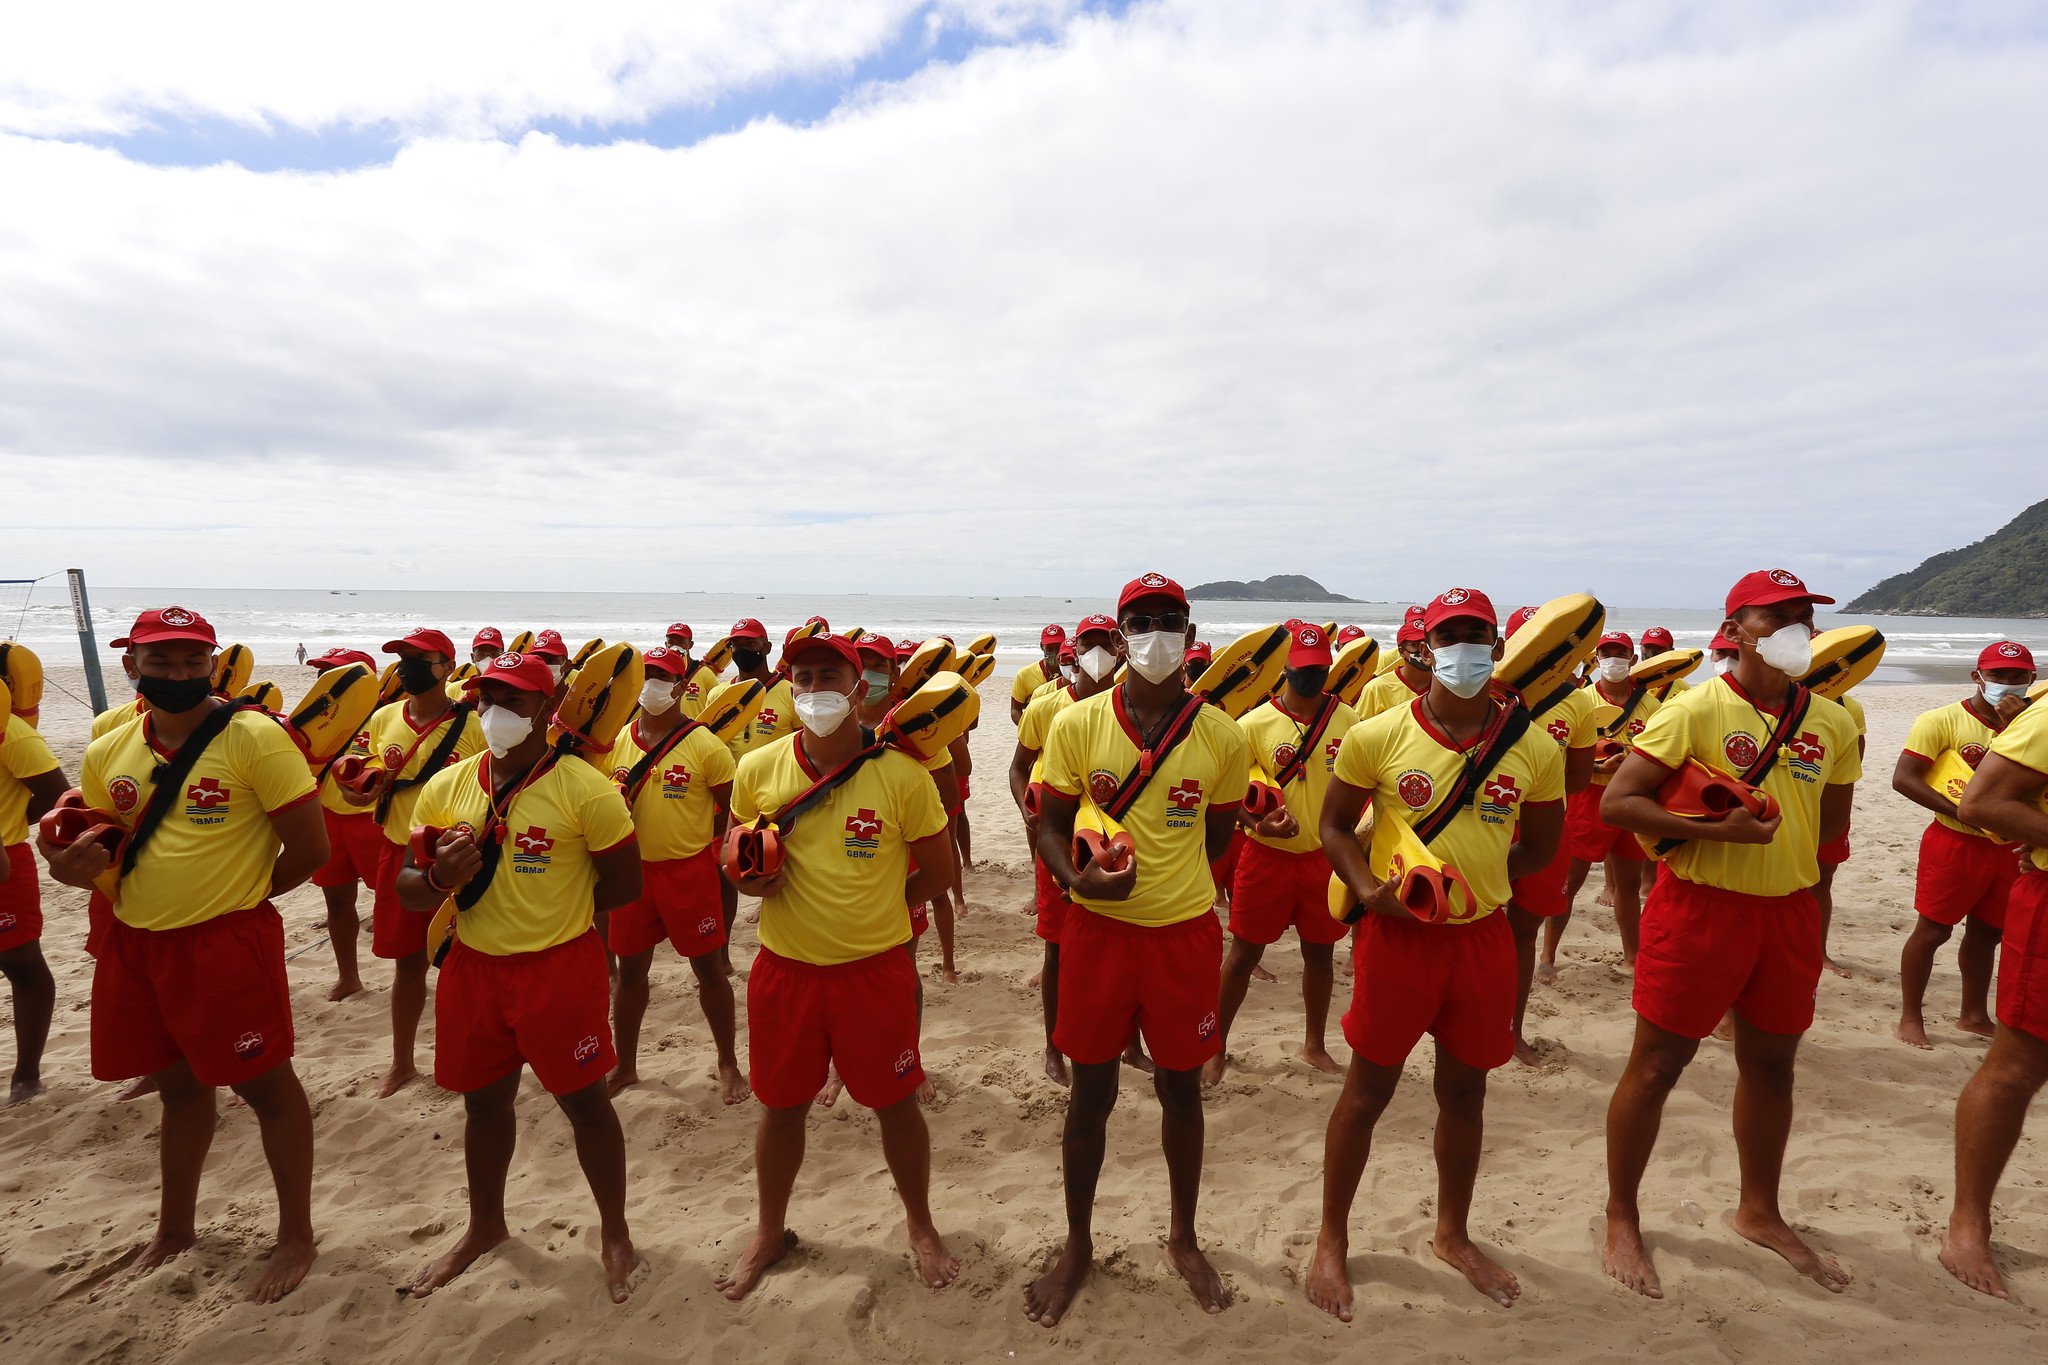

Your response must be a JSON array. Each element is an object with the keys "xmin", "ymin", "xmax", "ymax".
[{"xmin": 1846, "ymin": 499, "xmax": 2048, "ymax": 617}]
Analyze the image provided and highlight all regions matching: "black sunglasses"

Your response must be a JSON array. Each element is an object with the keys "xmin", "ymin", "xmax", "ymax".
[{"xmin": 1119, "ymin": 612, "xmax": 1189, "ymax": 634}]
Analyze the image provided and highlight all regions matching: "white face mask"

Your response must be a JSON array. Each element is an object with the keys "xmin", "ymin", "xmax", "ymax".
[
  {"xmin": 1123, "ymin": 631, "xmax": 1186, "ymax": 684},
  {"xmin": 479, "ymin": 703, "xmax": 534, "ymax": 758},
  {"xmin": 794, "ymin": 689, "xmax": 852, "ymax": 736},
  {"xmin": 1431, "ymin": 641, "xmax": 1496, "ymax": 698},
  {"xmin": 1751, "ymin": 622, "xmax": 1813, "ymax": 676},
  {"xmin": 1596, "ymin": 656, "xmax": 1632, "ymax": 683},
  {"xmin": 1077, "ymin": 645, "xmax": 1118, "ymax": 681},
  {"xmin": 638, "ymin": 679, "xmax": 678, "ymax": 714},
  {"xmin": 1712, "ymin": 657, "xmax": 1735, "ymax": 676},
  {"xmin": 1981, "ymin": 680, "xmax": 2029, "ymax": 708}
]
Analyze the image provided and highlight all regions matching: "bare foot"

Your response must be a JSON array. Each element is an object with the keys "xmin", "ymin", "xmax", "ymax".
[
  {"xmin": 1895, "ymin": 1018, "xmax": 1934, "ymax": 1051},
  {"xmin": 606, "ymin": 1067, "xmax": 640, "ymax": 1098},
  {"xmin": 1957, "ymin": 1014, "xmax": 1997, "ymax": 1039},
  {"xmin": 939, "ymin": 965, "xmax": 960, "ymax": 985},
  {"xmin": 815, "ymin": 1070, "xmax": 844, "ymax": 1108},
  {"xmin": 1534, "ymin": 960, "xmax": 1558, "ymax": 985},
  {"xmin": 1731, "ymin": 1209, "xmax": 1849, "ymax": 1292},
  {"xmin": 1711, "ymin": 1012, "xmax": 1737, "ymax": 1043},
  {"xmin": 1433, "ymin": 1230, "xmax": 1518, "ymax": 1306},
  {"xmin": 9, "ymin": 1074, "xmax": 45, "ymax": 1105},
  {"xmin": 1023, "ymin": 1235, "xmax": 1091, "ymax": 1327},
  {"xmin": 908, "ymin": 1221, "xmax": 960, "ymax": 1288},
  {"xmin": 1166, "ymin": 1236, "xmax": 1231, "ymax": 1314},
  {"xmin": 1602, "ymin": 1214, "xmax": 1662, "ymax": 1298},
  {"xmin": 1305, "ymin": 1228, "xmax": 1353, "ymax": 1321},
  {"xmin": 716, "ymin": 1227, "xmax": 795, "ymax": 1300},
  {"xmin": 1596, "ymin": 887, "xmax": 1614, "ymax": 909},
  {"xmin": 377, "ymin": 1062, "xmax": 418, "ymax": 1099},
  {"xmin": 1513, "ymin": 1037, "xmax": 1546, "ymax": 1068},
  {"xmin": 246, "ymin": 1233, "xmax": 318, "ymax": 1303},
  {"xmin": 1250, "ymin": 963, "xmax": 1278, "ymax": 984},
  {"xmin": 410, "ymin": 1224, "xmax": 510, "ymax": 1296},
  {"xmin": 916, "ymin": 1075, "xmax": 937, "ymax": 1105},
  {"xmin": 1121, "ymin": 1040, "xmax": 1156, "ymax": 1076},
  {"xmin": 718, "ymin": 1062, "xmax": 749, "ymax": 1105},
  {"xmin": 601, "ymin": 1231, "xmax": 643, "ymax": 1303},
  {"xmin": 327, "ymin": 976, "xmax": 364, "ymax": 1002},
  {"xmin": 1823, "ymin": 956, "xmax": 1851, "ymax": 980},
  {"xmin": 91, "ymin": 1231, "xmax": 194, "ymax": 1301},
  {"xmin": 1200, "ymin": 1051, "xmax": 1228, "ymax": 1086},
  {"xmin": 1027, "ymin": 968, "xmax": 1044, "ymax": 989},
  {"xmin": 1298, "ymin": 1044, "xmax": 1342, "ymax": 1075},
  {"xmin": 1940, "ymin": 1225, "xmax": 2009, "ymax": 1300},
  {"xmin": 1043, "ymin": 1046, "xmax": 1069, "ymax": 1087},
  {"xmin": 113, "ymin": 1076, "xmax": 159, "ymax": 1103}
]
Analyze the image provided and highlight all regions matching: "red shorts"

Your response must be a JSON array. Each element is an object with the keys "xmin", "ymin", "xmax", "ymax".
[
  {"xmin": 1343, "ymin": 910, "xmax": 1514, "ymax": 1070},
  {"xmin": 369, "ymin": 838, "xmax": 429, "ymax": 960},
  {"xmin": 1034, "ymin": 858, "xmax": 1067, "ymax": 944},
  {"xmin": 0, "ymin": 843, "xmax": 43, "ymax": 951},
  {"xmin": 311, "ymin": 808, "xmax": 386, "ymax": 889},
  {"xmin": 1509, "ymin": 837, "xmax": 1572, "ymax": 918},
  {"xmin": 1632, "ymin": 876, "xmax": 1820, "ymax": 1039},
  {"xmin": 747, "ymin": 946, "xmax": 923, "ymax": 1109},
  {"xmin": 435, "ymin": 930, "xmax": 615, "ymax": 1094},
  {"xmin": 1229, "ymin": 841, "xmax": 1347, "ymax": 945},
  {"xmin": 1053, "ymin": 907, "xmax": 1222, "ymax": 1071},
  {"xmin": 1915, "ymin": 821, "xmax": 2019, "ymax": 929},
  {"xmin": 1211, "ymin": 829, "xmax": 1247, "ymax": 896},
  {"xmin": 91, "ymin": 903, "xmax": 295, "ymax": 1086},
  {"xmin": 1818, "ymin": 828, "xmax": 1851, "ymax": 866},
  {"xmin": 1998, "ymin": 870, "xmax": 2048, "ymax": 1040},
  {"xmin": 1568, "ymin": 784, "xmax": 1645, "ymax": 864},
  {"xmin": 608, "ymin": 846, "xmax": 726, "ymax": 959}
]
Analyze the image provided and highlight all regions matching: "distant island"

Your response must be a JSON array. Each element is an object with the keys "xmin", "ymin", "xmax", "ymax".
[
  {"xmin": 1847, "ymin": 498, "xmax": 2048, "ymax": 618},
  {"xmin": 1186, "ymin": 573, "xmax": 1359, "ymax": 603}
]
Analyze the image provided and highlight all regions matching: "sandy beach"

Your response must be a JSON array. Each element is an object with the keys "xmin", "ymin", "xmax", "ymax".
[{"xmin": 2, "ymin": 667, "xmax": 2043, "ymax": 1362}]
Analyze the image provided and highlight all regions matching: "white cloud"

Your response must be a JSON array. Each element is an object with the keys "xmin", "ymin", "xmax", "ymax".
[{"xmin": 3, "ymin": 0, "xmax": 2046, "ymax": 606}]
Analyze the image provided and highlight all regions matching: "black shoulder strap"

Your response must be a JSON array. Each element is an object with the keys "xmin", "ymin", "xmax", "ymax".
[
  {"xmin": 1413, "ymin": 701, "xmax": 1534, "ymax": 846},
  {"xmin": 455, "ymin": 752, "xmax": 561, "ymax": 912},
  {"xmin": 120, "ymin": 699, "xmax": 260, "ymax": 876},
  {"xmin": 1272, "ymin": 694, "xmax": 1339, "ymax": 789},
  {"xmin": 1529, "ymin": 681, "xmax": 1577, "ymax": 720},
  {"xmin": 622, "ymin": 719, "xmax": 705, "ymax": 800},
  {"xmin": 1103, "ymin": 693, "xmax": 1209, "ymax": 821},
  {"xmin": 1597, "ymin": 685, "xmax": 1649, "ymax": 738},
  {"xmin": 770, "ymin": 728, "xmax": 886, "ymax": 836},
  {"xmin": 376, "ymin": 703, "xmax": 475, "ymax": 823},
  {"xmin": 1651, "ymin": 684, "xmax": 1812, "ymax": 859}
]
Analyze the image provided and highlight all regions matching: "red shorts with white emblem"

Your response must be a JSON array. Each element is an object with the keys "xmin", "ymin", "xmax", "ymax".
[
  {"xmin": 1229, "ymin": 840, "xmax": 1347, "ymax": 945},
  {"xmin": 0, "ymin": 842, "xmax": 44, "ymax": 951},
  {"xmin": 311, "ymin": 808, "xmax": 387, "ymax": 889},
  {"xmin": 1996, "ymin": 870, "xmax": 2048, "ymax": 1040},
  {"xmin": 91, "ymin": 902, "xmax": 295, "ymax": 1086},
  {"xmin": 747, "ymin": 946, "xmax": 923, "ymax": 1109},
  {"xmin": 1034, "ymin": 857, "xmax": 1067, "ymax": 943},
  {"xmin": 369, "ymin": 838, "xmax": 430, "ymax": 960},
  {"xmin": 608, "ymin": 846, "xmax": 726, "ymax": 958},
  {"xmin": 1343, "ymin": 909, "xmax": 1514, "ymax": 1070},
  {"xmin": 435, "ymin": 930, "xmax": 615, "ymax": 1095},
  {"xmin": 1632, "ymin": 875, "xmax": 1820, "ymax": 1039},
  {"xmin": 1567, "ymin": 784, "xmax": 1646, "ymax": 864},
  {"xmin": 1054, "ymin": 907, "xmax": 1223, "ymax": 1071},
  {"xmin": 1915, "ymin": 821, "xmax": 2019, "ymax": 929}
]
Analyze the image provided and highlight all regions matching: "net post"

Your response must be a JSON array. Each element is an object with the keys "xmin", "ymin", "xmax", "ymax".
[{"xmin": 68, "ymin": 569, "xmax": 108, "ymax": 713}]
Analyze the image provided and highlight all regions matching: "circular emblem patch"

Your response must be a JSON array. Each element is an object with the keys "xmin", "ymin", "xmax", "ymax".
[
  {"xmin": 1725, "ymin": 732, "xmax": 1760, "ymax": 769},
  {"xmin": 1139, "ymin": 573, "xmax": 1168, "ymax": 588},
  {"xmin": 1273, "ymin": 743, "xmax": 1298, "ymax": 771},
  {"xmin": 160, "ymin": 607, "xmax": 195, "ymax": 626},
  {"xmin": 383, "ymin": 744, "xmax": 405, "ymax": 769},
  {"xmin": 1300, "ymin": 627, "xmax": 1321, "ymax": 646},
  {"xmin": 109, "ymin": 776, "xmax": 140, "ymax": 813},
  {"xmin": 495, "ymin": 651, "xmax": 524, "ymax": 668},
  {"xmin": 1961, "ymin": 743, "xmax": 1987, "ymax": 768},
  {"xmin": 1441, "ymin": 588, "xmax": 1470, "ymax": 605},
  {"xmin": 1087, "ymin": 770, "xmax": 1120, "ymax": 806},
  {"xmin": 1768, "ymin": 569, "xmax": 1799, "ymax": 587},
  {"xmin": 1396, "ymin": 769, "xmax": 1435, "ymax": 809},
  {"xmin": 1998, "ymin": 642, "xmax": 2023, "ymax": 658}
]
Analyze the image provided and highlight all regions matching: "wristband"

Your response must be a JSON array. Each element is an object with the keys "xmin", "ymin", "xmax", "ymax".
[{"xmin": 424, "ymin": 865, "xmax": 455, "ymax": 894}]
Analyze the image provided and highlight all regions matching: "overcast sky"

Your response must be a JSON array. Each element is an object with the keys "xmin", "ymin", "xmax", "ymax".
[{"xmin": 3, "ymin": 1, "xmax": 2044, "ymax": 607}]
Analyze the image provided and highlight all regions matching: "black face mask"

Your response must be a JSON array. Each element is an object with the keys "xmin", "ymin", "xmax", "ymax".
[
  {"xmin": 396, "ymin": 657, "xmax": 441, "ymax": 695},
  {"xmin": 1286, "ymin": 665, "xmax": 1329, "ymax": 697},
  {"xmin": 136, "ymin": 674, "xmax": 214, "ymax": 714},
  {"xmin": 732, "ymin": 648, "xmax": 767, "ymax": 672}
]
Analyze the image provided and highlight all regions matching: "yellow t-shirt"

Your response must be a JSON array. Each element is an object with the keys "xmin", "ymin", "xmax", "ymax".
[
  {"xmin": 729, "ymin": 678, "xmax": 797, "ymax": 759},
  {"xmin": 605, "ymin": 720, "xmax": 737, "ymax": 861},
  {"xmin": 1, "ymin": 714, "xmax": 61, "ymax": 845},
  {"xmin": 1332, "ymin": 699, "xmax": 1564, "ymax": 921},
  {"xmin": 677, "ymin": 662, "xmax": 720, "ymax": 720},
  {"xmin": 1656, "ymin": 676, "xmax": 1695, "ymax": 701},
  {"xmin": 1238, "ymin": 696, "xmax": 1361, "ymax": 853},
  {"xmin": 732, "ymin": 736, "xmax": 949, "ymax": 965},
  {"xmin": 1587, "ymin": 682, "xmax": 1662, "ymax": 787},
  {"xmin": 1011, "ymin": 660, "xmax": 1052, "ymax": 708},
  {"xmin": 1531, "ymin": 685, "xmax": 1597, "ymax": 756},
  {"xmin": 1839, "ymin": 692, "xmax": 1867, "ymax": 739},
  {"xmin": 363, "ymin": 699, "xmax": 486, "ymax": 845},
  {"xmin": 413, "ymin": 753, "xmax": 637, "ymax": 956},
  {"xmin": 1631, "ymin": 676, "xmax": 1863, "ymax": 896},
  {"xmin": 1018, "ymin": 682, "xmax": 1078, "ymax": 748},
  {"xmin": 91, "ymin": 697, "xmax": 145, "ymax": 740},
  {"xmin": 1039, "ymin": 688, "xmax": 1251, "ymax": 927},
  {"xmin": 82, "ymin": 709, "xmax": 318, "ymax": 931},
  {"xmin": 1987, "ymin": 699, "xmax": 2048, "ymax": 871},
  {"xmin": 1353, "ymin": 667, "xmax": 1428, "ymax": 721},
  {"xmin": 1905, "ymin": 699, "xmax": 2011, "ymax": 839}
]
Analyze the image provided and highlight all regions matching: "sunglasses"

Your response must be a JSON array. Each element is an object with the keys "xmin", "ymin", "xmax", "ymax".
[{"xmin": 1119, "ymin": 612, "xmax": 1188, "ymax": 634}]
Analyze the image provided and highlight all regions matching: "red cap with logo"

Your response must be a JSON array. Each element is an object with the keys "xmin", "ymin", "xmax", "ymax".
[
  {"xmin": 894, "ymin": 640, "xmax": 917, "ymax": 662},
  {"xmin": 730, "ymin": 617, "xmax": 768, "ymax": 641},
  {"xmin": 1286, "ymin": 621, "xmax": 1333, "ymax": 668},
  {"xmin": 642, "ymin": 646, "xmax": 690, "ymax": 677},
  {"xmin": 855, "ymin": 634, "xmax": 897, "ymax": 661},
  {"xmin": 1186, "ymin": 641, "xmax": 1213, "ymax": 665},
  {"xmin": 1421, "ymin": 589, "xmax": 1497, "ymax": 635},
  {"xmin": 1040, "ymin": 624, "xmax": 1067, "ymax": 647},
  {"xmin": 1396, "ymin": 606, "xmax": 1427, "ymax": 645},
  {"xmin": 525, "ymin": 629, "xmax": 568, "ymax": 660},
  {"xmin": 1336, "ymin": 624, "xmax": 1368, "ymax": 645},
  {"xmin": 1725, "ymin": 569, "xmax": 1834, "ymax": 617},
  {"xmin": 1504, "ymin": 606, "xmax": 1538, "ymax": 641},
  {"xmin": 665, "ymin": 623, "xmax": 693, "ymax": 643},
  {"xmin": 1597, "ymin": 631, "xmax": 1635, "ymax": 652},
  {"xmin": 111, "ymin": 606, "xmax": 219, "ymax": 650},
  {"xmin": 1641, "ymin": 627, "xmax": 1674, "ymax": 651},
  {"xmin": 308, "ymin": 647, "xmax": 376, "ymax": 670},
  {"xmin": 382, "ymin": 627, "xmax": 456, "ymax": 658},
  {"xmin": 1709, "ymin": 630, "xmax": 1739, "ymax": 652},
  {"xmin": 786, "ymin": 633, "xmax": 862, "ymax": 672},
  {"xmin": 1074, "ymin": 613, "xmax": 1117, "ymax": 639},
  {"xmin": 1118, "ymin": 572, "xmax": 1189, "ymax": 613},
  {"xmin": 472, "ymin": 627, "xmax": 504, "ymax": 649},
  {"xmin": 1979, "ymin": 641, "xmax": 2037, "ymax": 672},
  {"xmin": 464, "ymin": 651, "xmax": 556, "ymax": 695}
]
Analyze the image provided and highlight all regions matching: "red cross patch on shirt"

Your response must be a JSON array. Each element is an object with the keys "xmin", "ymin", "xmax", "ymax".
[
  {"xmin": 1167, "ymin": 778, "xmax": 1203, "ymax": 811},
  {"xmin": 186, "ymin": 777, "xmax": 228, "ymax": 808},
  {"xmin": 1484, "ymin": 775, "xmax": 1521, "ymax": 805},
  {"xmin": 846, "ymin": 809, "xmax": 881, "ymax": 839},
  {"xmin": 515, "ymin": 826, "xmax": 554, "ymax": 855},
  {"xmin": 663, "ymin": 764, "xmax": 691, "ymax": 787}
]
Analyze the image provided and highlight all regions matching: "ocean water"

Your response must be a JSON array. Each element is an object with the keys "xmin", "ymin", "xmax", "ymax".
[{"xmin": 2, "ymin": 582, "xmax": 2036, "ymax": 687}]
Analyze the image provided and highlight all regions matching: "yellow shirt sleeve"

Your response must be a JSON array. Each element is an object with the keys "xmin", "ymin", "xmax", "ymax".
[
  {"xmin": 1011, "ymin": 661, "xmax": 1048, "ymax": 706},
  {"xmin": 0, "ymin": 715, "xmax": 62, "ymax": 845}
]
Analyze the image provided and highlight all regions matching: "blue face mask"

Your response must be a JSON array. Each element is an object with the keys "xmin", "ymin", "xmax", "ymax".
[
  {"xmin": 862, "ymin": 668, "xmax": 892, "ymax": 700},
  {"xmin": 1981, "ymin": 681, "xmax": 2028, "ymax": 708},
  {"xmin": 1431, "ymin": 642, "xmax": 1496, "ymax": 699}
]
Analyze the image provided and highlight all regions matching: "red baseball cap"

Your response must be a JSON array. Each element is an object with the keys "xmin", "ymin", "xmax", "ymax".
[
  {"xmin": 1286, "ymin": 621, "xmax": 1333, "ymax": 668},
  {"xmin": 1710, "ymin": 630, "xmax": 1739, "ymax": 652},
  {"xmin": 665, "ymin": 623, "xmax": 693, "ymax": 642},
  {"xmin": 1597, "ymin": 631, "xmax": 1635, "ymax": 652},
  {"xmin": 894, "ymin": 640, "xmax": 917, "ymax": 662},
  {"xmin": 1074, "ymin": 613, "xmax": 1117, "ymax": 639},
  {"xmin": 1117, "ymin": 572, "xmax": 1189, "ymax": 614},
  {"xmin": 1421, "ymin": 589, "xmax": 1496, "ymax": 635},
  {"xmin": 111, "ymin": 606, "xmax": 219, "ymax": 650},
  {"xmin": 382, "ymin": 627, "xmax": 456, "ymax": 658},
  {"xmin": 1725, "ymin": 569, "xmax": 1834, "ymax": 617},
  {"xmin": 1186, "ymin": 641, "xmax": 1213, "ymax": 665},
  {"xmin": 785, "ymin": 634, "xmax": 862, "ymax": 672},
  {"xmin": 1057, "ymin": 642, "xmax": 1076, "ymax": 662},
  {"xmin": 525, "ymin": 629, "xmax": 568, "ymax": 660},
  {"xmin": 464, "ymin": 651, "xmax": 556, "ymax": 695},
  {"xmin": 730, "ymin": 617, "xmax": 768, "ymax": 641},
  {"xmin": 1641, "ymin": 627, "xmax": 1674, "ymax": 651},
  {"xmin": 1979, "ymin": 641, "xmax": 2037, "ymax": 671},
  {"xmin": 1040, "ymin": 624, "xmax": 1067, "ymax": 647},
  {"xmin": 1396, "ymin": 606, "xmax": 1427, "ymax": 645},
  {"xmin": 642, "ymin": 646, "xmax": 690, "ymax": 676},
  {"xmin": 308, "ymin": 647, "xmax": 376, "ymax": 670},
  {"xmin": 472, "ymin": 627, "xmax": 504, "ymax": 649},
  {"xmin": 1336, "ymin": 624, "xmax": 1368, "ymax": 645},
  {"xmin": 1504, "ymin": 606, "xmax": 1538, "ymax": 641},
  {"xmin": 855, "ymin": 634, "xmax": 897, "ymax": 661}
]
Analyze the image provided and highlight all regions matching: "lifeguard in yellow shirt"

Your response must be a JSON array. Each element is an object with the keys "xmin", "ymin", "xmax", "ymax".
[
  {"xmin": 1011, "ymin": 624, "xmax": 1066, "ymax": 723},
  {"xmin": 0, "ymin": 700, "xmax": 66, "ymax": 1103}
]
